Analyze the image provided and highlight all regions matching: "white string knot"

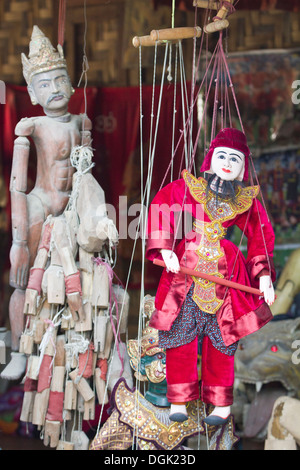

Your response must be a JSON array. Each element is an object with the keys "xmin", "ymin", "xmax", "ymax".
[
  {"xmin": 37, "ymin": 309, "xmax": 64, "ymax": 374},
  {"xmin": 64, "ymin": 333, "xmax": 90, "ymax": 373},
  {"xmin": 66, "ymin": 145, "xmax": 95, "ymax": 212}
]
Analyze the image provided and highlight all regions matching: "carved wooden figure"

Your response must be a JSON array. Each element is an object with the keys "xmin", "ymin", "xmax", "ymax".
[
  {"xmin": 2, "ymin": 25, "xmax": 92, "ymax": 381},
  {"xmin": 18, "ymin": 137, "xmax": 131, "ymax": 449}
]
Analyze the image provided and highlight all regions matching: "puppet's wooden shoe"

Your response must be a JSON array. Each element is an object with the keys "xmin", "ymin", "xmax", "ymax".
[
  {"xmin": 203, "ymin": 414, "xmax": 230, "ymax": 426},
  {"xmin": 169, "ymin": 412, "xmax": 188, "ymax": 422}
]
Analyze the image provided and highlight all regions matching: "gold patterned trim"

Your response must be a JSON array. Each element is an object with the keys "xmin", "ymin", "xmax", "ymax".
[
  {"xmin": 192, "ymin": 283, "xmax": 224, "ymax": 314},
  {"xmin": 115, "ymin": 380, "xmax": 202, "ymax": 450},
  {"xmin": 193, "ymin": 220, "xmax": 227, "ymax": 242},
  {"xmin": 182, "ymin": 170, "xmax": 259, "ymax": 222},
  {"xmin": 90, "ymin": 379, "xmax": 239, "ymax": 450}
]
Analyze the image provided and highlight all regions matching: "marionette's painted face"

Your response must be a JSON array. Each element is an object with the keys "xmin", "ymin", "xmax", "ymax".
[
  {"xmin": 140, "ymin": 352, "xmax": 167, "ymax": 384},
  {"xmin": 28, "ymin": 68, "xmax": 72, "ymax": 113},
  {"xmin": 211, "ymin": 146, "xmax": 245, "ymax": 181}
]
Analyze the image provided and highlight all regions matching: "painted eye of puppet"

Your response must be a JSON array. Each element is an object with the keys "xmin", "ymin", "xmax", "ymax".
[{"xmin": 270, "ymin": 345, "xmax": 278, "ymax": 352}]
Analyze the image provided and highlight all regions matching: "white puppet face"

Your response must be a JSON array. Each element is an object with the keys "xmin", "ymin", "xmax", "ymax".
[{"xmin": 210, "ymin": 146, "xmax": 245, "ymax": 181}]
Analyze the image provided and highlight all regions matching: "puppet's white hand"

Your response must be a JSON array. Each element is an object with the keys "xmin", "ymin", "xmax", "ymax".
[
  {"xmin": 259, "ymin": 275, "xmax": 275, "ymax": 306},
  {"xmin": 161, "ymin": 249, "xmax": 180, "ymax": 274}
]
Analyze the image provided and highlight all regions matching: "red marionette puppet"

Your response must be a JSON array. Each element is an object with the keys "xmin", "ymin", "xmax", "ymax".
[{"xmin": 146, "ymin": 128, "xmax": 275, "ymax": 425}]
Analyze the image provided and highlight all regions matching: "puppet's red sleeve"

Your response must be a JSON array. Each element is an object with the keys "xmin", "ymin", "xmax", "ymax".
[
  {"xmin": 234, "ymin": 198, "xmax": 276, "ymax": 287},
  {"xmin": 146, "ymin": 178, "xmax": 187, "ymax": 261}
]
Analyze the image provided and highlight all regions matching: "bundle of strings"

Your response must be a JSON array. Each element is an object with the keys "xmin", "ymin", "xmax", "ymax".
[
  {"xmin": 37, "ymin": 310, "xmax": 64, "ymax": 375},
  {"xmin": 66, "ymin": 145, "xmax": 95, "ymax": 212},
  {"xmin": 64, "ymin": 333, "xmax": 91, "ymax": 382}
]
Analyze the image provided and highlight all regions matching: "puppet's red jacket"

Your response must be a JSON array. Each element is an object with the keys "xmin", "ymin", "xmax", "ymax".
[{"xmin": 146, "ymin": 170, "xmax": 276, "ymax": 346}]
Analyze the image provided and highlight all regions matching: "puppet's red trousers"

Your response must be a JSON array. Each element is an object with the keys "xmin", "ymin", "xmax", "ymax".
[{"xmin": 165, "ymin": 335, "xmax": 235, "ymax": 406}]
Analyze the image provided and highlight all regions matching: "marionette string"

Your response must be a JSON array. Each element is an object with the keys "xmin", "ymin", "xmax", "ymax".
[
  {"xmin": 128, "ymin": 45, "xmax": 171, "ymax": 430},
  {"xmin": 191, "ymin": 28, "xmax": 272, "ymax": 281},
  {"xmin": 131, "ymin": 19, "xmax": 213, "ymax": 447},
  {"xmin": 170, "ymin": 43, "xmax": 178, "ymax": 181},
  {"xmin": 94, "ymin": 256, "xmax": 131, "ymax": 436},
  {"xmin": 166, "ymin": 39, "xmax": 222, "ymax": 254},
  {"xmin": 187, "ymin": 5, "xmax": 201, "ymax": 175},
  {"xmin": 159, "ymin": 35, "xmax": 220, "ymax": 190},
  {"xmin": 77, "ymin": 0, "xmax": 89, "ymax": 138},
  {"xmin": 217, "ymin": 40, "xmax": 273, "ymax": 277},
  {"xmin": 130, "ymin": 33, "xmax": 173, "ymax": 452},
  {"xmin": 159, "ymin": 6, "xmax": 212, "ymax": 186}
]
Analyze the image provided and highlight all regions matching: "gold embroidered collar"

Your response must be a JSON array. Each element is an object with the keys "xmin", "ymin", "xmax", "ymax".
[{"xmin": 182, "ymin": 170, "xmax": 259, "ymax": 222}]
